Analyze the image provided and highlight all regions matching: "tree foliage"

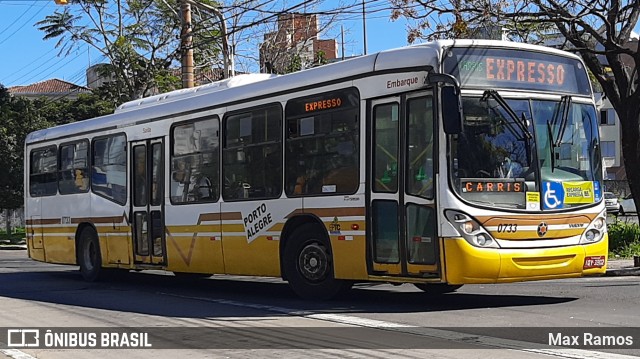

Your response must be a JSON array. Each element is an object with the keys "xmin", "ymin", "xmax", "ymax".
[
  {"xmin": 0, "ymin": 86, "xmax": 51, "ymax": 209},
  {"xmin": 36, "ymin": 0, "xmax": 221, "ymax": 104},
  {"xmin": 391, "ymin": 0, "xmax": 640, "ymax": 212},
  {"xmin": 0, "ymin": 86, "xmax": 113, "ymax": 211}
]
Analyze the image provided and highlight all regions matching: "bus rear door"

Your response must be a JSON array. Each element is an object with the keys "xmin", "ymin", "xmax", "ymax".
[
  {"xmin": 131, "ymin": 139, "xmax": 166, "ymax": 265},
  {"xmin": 368, "ymin": 91, "xmax": 440, "ymax": 278}
]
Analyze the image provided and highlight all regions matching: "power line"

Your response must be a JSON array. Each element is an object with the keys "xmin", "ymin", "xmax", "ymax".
[
  {"xmin": 0, "ymin": 3, "xmax": 48, "ymax": 47},
  {"xmin": 2, "ymin": 47, "xmax": 58, "ymax": 85},
  {"xmin": 0, "ymin": 0, "xmax": 37, "ymax": 38}
]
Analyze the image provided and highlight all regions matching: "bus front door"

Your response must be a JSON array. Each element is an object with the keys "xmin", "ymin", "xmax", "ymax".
[
  {"xmin": 131, "ymin": 139, "xmax": 166, "ymax": 265},
  {"xmin": 368, "ymin": 92, "xmax": 440, "ymax": 278}
]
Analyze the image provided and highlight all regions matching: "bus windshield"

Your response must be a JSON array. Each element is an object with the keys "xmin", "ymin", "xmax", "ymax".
[{"xmin": 451, "ymin": 97, "xmax": 602, "ymax": 210}]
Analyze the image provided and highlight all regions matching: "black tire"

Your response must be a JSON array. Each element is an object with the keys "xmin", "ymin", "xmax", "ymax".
[
  {"xmin": 620, "ymin": 207, "xmax": 625, "ymax": 216},
  {"xmin": 78, "ymin": 227, "xmax": 102, "ymax": 282},
  {"xmin": 413, "ymin": 283, "xmax": 463, "ymax": 294},
  {"xmin": 283, "ymin": 224, "xmax": 351, "ymax": 300}
]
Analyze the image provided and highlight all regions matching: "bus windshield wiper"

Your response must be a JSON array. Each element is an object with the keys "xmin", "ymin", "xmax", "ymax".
[
  {"xmin": 547, "ymin": 95, "xmax": 571, "ymax": 172},
  {"xmin": 481, "ymin": 90, "xmax": 533, "ymax": 140},
  {"xmin": 546, "ymin": 120, "xmax": 556, "ymax": 172},
  {"xmin": 554, "ymin": 95, "xmax": 572, "ymax": 147}
]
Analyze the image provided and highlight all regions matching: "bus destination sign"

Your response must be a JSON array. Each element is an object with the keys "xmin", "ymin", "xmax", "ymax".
[
  {"xmin": 304, "ymin": 97, "xmax": 342, "ymax": 112},
  {"xmin": 461, "ymin": 57, "xmax": 567, "ymax": 86},
  {"xmin": 444, "ymin": 47, "xmax": 591, "ymax": 95},
  {"xmin": 285, "ymin": 87, "xmax": 359, "ymax": 118}
]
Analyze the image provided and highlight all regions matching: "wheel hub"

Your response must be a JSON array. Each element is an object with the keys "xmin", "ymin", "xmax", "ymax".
[{"xmin": 298, "ymin": 243, "xmax": 329, "ymax": 282}]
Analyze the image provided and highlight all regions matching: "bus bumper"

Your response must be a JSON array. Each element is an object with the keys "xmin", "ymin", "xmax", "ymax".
[{"xmin": 443, "ymin": 235, "xmax": 608, "ymax": 284}]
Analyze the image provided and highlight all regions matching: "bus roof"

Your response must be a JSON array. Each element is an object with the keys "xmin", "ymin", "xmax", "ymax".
[{"xmin": 25, "ymin": 39, "xmax": 581, "ymax": 145}]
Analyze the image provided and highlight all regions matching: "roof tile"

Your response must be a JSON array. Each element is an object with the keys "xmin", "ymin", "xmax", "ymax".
[{"xmin": 8, "ymin": 79, "xmax": 90, "ymax": 95}]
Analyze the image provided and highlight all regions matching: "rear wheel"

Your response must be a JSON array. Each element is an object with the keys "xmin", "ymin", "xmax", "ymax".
[
  {"xmin": 283, "ymin": 224, "xmax": 351, "ymax": 300},
  {"xmin": 78, "ymin": 227, "xmax": 102, "ymax": 282},
  {"xmin": 413, "ymin": 283, "xmax": 462, "ymax": 294}
]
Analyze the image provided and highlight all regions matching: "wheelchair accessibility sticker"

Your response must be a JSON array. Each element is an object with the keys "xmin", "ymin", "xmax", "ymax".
[
  {"xmin": 543, "ymin": 182, "xmax": 564, "ymax": 210},
  {"xmin": 543, "ymin": 181, "xmax": 595, "ymax": 210}
]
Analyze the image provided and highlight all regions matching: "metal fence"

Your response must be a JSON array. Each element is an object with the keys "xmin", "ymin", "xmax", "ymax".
[{"xmin": 0, "ymin": 208, "xmax": 24, "ymax": 231}]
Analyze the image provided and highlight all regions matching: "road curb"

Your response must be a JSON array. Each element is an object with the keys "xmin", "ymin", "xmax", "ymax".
[
  {"xmin": 605, "ymin": 267, "xmax": 640, "ymax": 276},
  {"xmin": 0, "ymin": 245, "xmax": 27, "ymax": 250}
]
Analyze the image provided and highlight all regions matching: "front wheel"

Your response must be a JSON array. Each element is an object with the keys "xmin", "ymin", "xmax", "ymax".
[
  {"xmin": 78, "ymin": 227, "xmax": 102, "ymax": 281},
  {"xmin": 283, "ymin": 224, "xmax": 351, "ymax": 300},
  {"xmin": 413, "ymin": 283, "xmax": 462, "ymax": 294},
  {"xmin": 620, "ymin": 207, "xmax": 625, "ymax": 216}
]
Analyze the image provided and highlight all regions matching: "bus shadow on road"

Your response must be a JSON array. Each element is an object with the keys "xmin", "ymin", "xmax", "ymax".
[{"xmin": 0, "ymin": 268, "xmax": 577, "ymax": 319}]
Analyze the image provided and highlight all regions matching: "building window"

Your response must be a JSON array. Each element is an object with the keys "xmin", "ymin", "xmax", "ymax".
[
  {"xmin": 600, "ymin": 109, "xmax": 615, "ymax": 125},
  {"xmin": 601, "ymin": 141, "xmax": 616, "ymax": 159}
]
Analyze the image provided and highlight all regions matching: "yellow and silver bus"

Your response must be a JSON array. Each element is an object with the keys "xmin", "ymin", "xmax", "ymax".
[{"xmin": 24, "ymin": 40, "xmax": 608, "ymax": 299}]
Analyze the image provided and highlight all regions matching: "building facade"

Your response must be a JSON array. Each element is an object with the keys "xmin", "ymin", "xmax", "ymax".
[{"xmin": 259, "ymin": 13, "xmax": 338, "ymax": 74}]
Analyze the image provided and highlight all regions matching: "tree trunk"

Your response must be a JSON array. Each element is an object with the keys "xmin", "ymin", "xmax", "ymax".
[
  {"xmin": 4, "ymin": 208, "xmax": 10, "ymax": 234},
  {"xmin": 618, "ymin": 102, "xmax": 640, "ymax": 214}
]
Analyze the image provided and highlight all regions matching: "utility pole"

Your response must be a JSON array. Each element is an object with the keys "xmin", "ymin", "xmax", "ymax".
[
  {"xmin": 362, "ymin": 0, "xmax": 367, "ymax": 55},
  {"xmin": 180, "ymin": 0, "xmax": 195, "ymax": 88},
  {"xmin": 181, "ymin": 0, "xmax": 232, "ymax": 81}
]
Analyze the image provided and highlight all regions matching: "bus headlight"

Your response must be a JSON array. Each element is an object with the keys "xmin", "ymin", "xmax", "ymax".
[
  {"xmin": 584, "ymin": 229, "xmax": 599, "ymax": 242},
  {"xmin": 592, "ymin": 217, "xmax": 605, "ymax": 230},
  {"xmin": 579, "ymin": 210, "xmax": 607, "ymax": 244},
  {"xmin": 445, "ymin": 210, "xmax": 499, "ymax": 248}
]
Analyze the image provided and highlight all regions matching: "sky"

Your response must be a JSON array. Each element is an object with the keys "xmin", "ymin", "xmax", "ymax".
[{"xmin": 0, "ymin": 0, "xmax": 410, "ymax": 88}]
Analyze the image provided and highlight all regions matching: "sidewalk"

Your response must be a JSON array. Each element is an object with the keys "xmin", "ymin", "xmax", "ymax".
[
  {"xmin": 0, "ymin": 241, "xmax": 26, "ymax": 250},
  {"xmin": 604, "ymin": 258, "xmax": 640, "ymax": 276}
]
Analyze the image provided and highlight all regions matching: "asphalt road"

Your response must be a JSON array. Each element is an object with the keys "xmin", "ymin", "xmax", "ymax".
[{"xmin": 0, "ymin": 250, "xmax": 639, "ymax": 359}]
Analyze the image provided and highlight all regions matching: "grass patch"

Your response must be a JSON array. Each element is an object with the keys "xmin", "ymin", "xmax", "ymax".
[
  {"xmin": 0, "ymin": 228, "xmax": 26, "ymax": 244},
  {"xmin": 607, "ymin": 221, "xmax": 640, "ymax": 258}
]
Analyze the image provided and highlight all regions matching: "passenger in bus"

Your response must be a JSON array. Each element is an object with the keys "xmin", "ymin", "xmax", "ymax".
[
  {"xmin": 171, "ymin": 159, "xmax": 188, "ymax": 202},
  {"xmin": 294, "ymin": 175, "xmax": 306, "ymax": 194},
  {"xmin": 74, "ymin": 169, "xmax": 88, "ymax": 191},
  {"xmin": 135, "ymin": 157, "xmax": 147, "ymax": 203}
]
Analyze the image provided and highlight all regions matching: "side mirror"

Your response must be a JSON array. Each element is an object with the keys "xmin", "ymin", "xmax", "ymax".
[
  {"xmin": 441, "ymin": 86, "xmax": 463, "ymax": 135},
  {"xmin": 427, "ymin": 72, "xmax": 463, "ymax": 135}
]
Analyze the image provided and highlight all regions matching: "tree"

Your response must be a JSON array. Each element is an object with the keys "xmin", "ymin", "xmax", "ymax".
[
  {"xmin": 36, "ymin": 0, "xmax": 221, "ymax": 104},
  {"xmin": 0, "ymin": 86, "xmax": 112, "ymax": 232},
  {"xmin": 391, "ymin": 0, "xmax": 640, "ymax": 212},
  {"xmin": 0, "ymin": 86, "xmax": 50, "ymax": 232}
]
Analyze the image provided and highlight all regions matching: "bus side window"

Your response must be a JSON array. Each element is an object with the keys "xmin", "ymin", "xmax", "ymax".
[
  {"xmin": 171, "ymin": 118, "xmax": 219, "ymax": 204},
  {"xmin": 285, "ymin": 89, "xmax": 360, "ymax": 197},
  {"xmin": 30, "ymin": 146, "xmax": 58, "ymax": 197},
  {"xmin": 222, "ymin": 104, "xmax": 282, "ymax": 201},
  {"xmin": 92, "ymin": 134, "xmax": 127, "ymax": 204},
  {"xmin": 59, "ymin": 141, "xmax": 89, "ymax": 195}
]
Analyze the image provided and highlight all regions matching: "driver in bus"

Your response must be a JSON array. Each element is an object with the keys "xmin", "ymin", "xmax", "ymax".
[{"xmin": 498, "ymin": 157, "xmax": 523, "ymax": 178}]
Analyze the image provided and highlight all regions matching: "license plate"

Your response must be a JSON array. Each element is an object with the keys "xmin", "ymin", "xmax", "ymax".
[{"xmin": 584, "ymin": 256, "xmax": 606, "ymax": 269}]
